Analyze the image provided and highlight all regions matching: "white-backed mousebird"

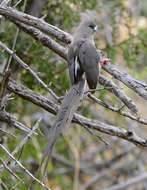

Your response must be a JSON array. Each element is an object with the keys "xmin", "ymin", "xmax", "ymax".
[
  {"xmin": 68, "ymin": 19, "xmax": 110, "ymax": 92},
  {"xmin": 39, "ymin": 18, "xmax": 110, "ymax": 179},
  {"xmin": 68, "ymin": 19, "xmax": 100, "ymax": 91}
]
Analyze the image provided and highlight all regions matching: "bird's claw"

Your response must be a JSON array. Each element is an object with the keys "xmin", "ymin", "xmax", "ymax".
[{"xmin": 100, "ymin": 58, "xmax": 111, "ymax": 67}]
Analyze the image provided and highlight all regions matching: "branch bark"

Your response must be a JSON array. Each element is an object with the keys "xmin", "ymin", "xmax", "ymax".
[
  {"xmin": 102, "ymin": 62, "xmax": 147, "ymax": 100},
  {"xmin": 0, "ymin": 5, "xmax": 72, "ymax": 43},
  {"xmin": 0, "ymin": 109, "xmax": 37, "ymax": 134},
  {"xmin": 1, "ymin": 76, "xmax": 146, "ymax": 147},
  {"xmin": 0, "ymin": 41, "xmax": 59, "ymax": 100}
]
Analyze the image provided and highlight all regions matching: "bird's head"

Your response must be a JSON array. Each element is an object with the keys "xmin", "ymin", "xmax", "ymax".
[{"xmin": 75, "ymin": 19, "xmax": 98, "ymax": 39}]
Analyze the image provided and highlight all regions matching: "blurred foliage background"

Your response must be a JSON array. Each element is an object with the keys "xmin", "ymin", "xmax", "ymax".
[{"xmin": 0, "ymin": 0, "xmax": 147, "ymax": 189}]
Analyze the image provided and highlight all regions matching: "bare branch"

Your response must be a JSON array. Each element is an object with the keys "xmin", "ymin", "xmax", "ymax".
[
  {"xmin": 78, "ymin": 118, "xmax": 109, "ymax": 146},
  {"xmin": 0, "ymin": 144, "xmax": 51, "ymax": 190},
  {"xmin": 0, "ymin": 118, "xmax": 41, "ymax": 171},
  {"xmin": 0, "ymin": 0, "xmax": 11, "ymax": 7},
  {"xmin": 88, "ymin": 94, "xmax": 147, "ymax": 124},
  {"xmin": 0, "ymin": 158, "xmax": 21, "ymax": 180},
  {"xmin": 74, "ymin": 114, "xmax": 147, "ymax": 147},
  {"xmin": 0, "ymin": 109, "xmax": 38, "ymax": 134},
  {"xmin": 103, "ymin": 62, "xmax": 147, "ymax": 100},
  {"xmin": 0, "ymin": 71, "xmax": 11, "ymax": 106},
  {"xmin": 11, "ymin": 19, "xmax": 67, "ymax": 59},
  {"xmin": 99, "ymin": 74, "xmax": 138, "ymax": 113},
  {"xmin": 6, "ymin": 77, "xmax": 58, "ymax": 115},
  {"xmin": 102, "ymin": 172, "xmax": 147, "ymax": 190},
  {"xmin": 0, "ymin": 128, "xmax": 16, "ymax": 137},
  {"xmin": 0, "ymin": 5, "xmax": 72, "ymax": 44},
  {"xmin": 0, "ymin": 41, "xmax": 59, "ymax": 101},
  {"xmin": 2, "ymin": 77, "xmax": 147, "ymax": 147},
  {"xmin": 0, "ymin": 178, "xmax": 9, "ymax": 190}
]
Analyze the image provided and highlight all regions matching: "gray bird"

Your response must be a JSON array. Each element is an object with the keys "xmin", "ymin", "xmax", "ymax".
[
  {"xmin": 39, "ymin": 19, "xmax": 101, "ymax": 179},
  {"xmin": 68, "ymin": 19, "xmax": 100, "ymax": 91}
]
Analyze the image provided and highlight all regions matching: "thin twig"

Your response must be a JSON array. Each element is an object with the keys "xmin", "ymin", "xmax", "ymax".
[
  {"xmin": 0, "ymin": 118, "xmax": 41, "ymax": 171},
  {"xmin": 102, "ymin": 172, "xmax": 147, "ymax": 190},
  {"xmin": 0, "ymin": 178, "xmax": 9, "ymax": 190},
  {"xmin": 13, "ymin": 0, "xmax": 23, "ymax": 7},
  {"xmin": 78, "ymin": 118, "xmax": 109, "ymax": 146},
  {"xmin": 0, "ymin": 41, "xmax": 59, "ymax": 101},
  {"xmin": 88, "ymin": 94, "xmax": 147, "ymax": 125},
  {"xmin": 0, "ymin": 71, "xmax": 11, "ymax": 106},
  {"xmin": 0, "ymin": 144, "xmax": 51, "ymax": 190},
  {"xmin": 4, "ymin": 0, "xmax": 27, "ymax": 72},
  {"xmin": 0, "ymin": 109, "xmax": 38, "ymax": 134},
  {"xmin": 0, "ymin": 158, "xmax": 21, "ymax": 180},
  {"xmin": 0, "ymin": 128, "xmax": 16, "ymax": 137},
  {"xmin": 84, "ymin": 87, "xmax": 112, "ymax": 94}
]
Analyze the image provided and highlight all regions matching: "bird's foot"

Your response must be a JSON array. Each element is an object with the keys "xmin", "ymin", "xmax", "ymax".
[{"xmin": 100, "ymin": 58, "xmax": 111, "ymax": 68}]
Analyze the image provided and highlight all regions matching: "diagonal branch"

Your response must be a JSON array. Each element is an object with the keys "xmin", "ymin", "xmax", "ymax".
[
  {"xmin": 0, "ymin": 41, "xmax": 59, "ymax": 101},
  {"xmin": 0, "ymin": 5, "xmax": 72, "ymax": 44},
  {"xmin": 0, "ymin": 144, "xmax": 51, "ymax": 190},
  {"xmin": 2, "ymin": 76, "xmax": 147, "ymax": 147},
  {"xmin": 0, "ymin": 109, "xmax": 37, "ymax": 134},
  {"xmin": 102, "ymin": 172, "xmax": 147, "ymax": 190},
  {"xmin": 74, "ymin": 114, "xmax": 147, "ymax": 147},
  {"xmin": 11, "ymin": 19, "xmax": 67, "ymax": 59},
  {"xmin": 99, "ymin": 74, "xmax": 138, "ymax": 113},
  {"xmin": 0, "ymin": 158, "xmax": 21, "ymax": 180},
  {"xmin": 102, "ymin": 62, "xmax": 147, "ymax": 100},
  {"xmin": 88, "ymin": 94, "xmax": 147, "ymax": 125},
  {"xmin": 5, "ymin": 77, "xmax": 147, "ymax": 125},
  {"xmin": 0, "ymin": 118, "xmax": 41, "ymax": 171}
]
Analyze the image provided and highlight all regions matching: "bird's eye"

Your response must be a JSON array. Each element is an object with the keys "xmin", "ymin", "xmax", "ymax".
[{"xmin": 89, "ymin": 24, "xmax": 94, "ymax": 29}]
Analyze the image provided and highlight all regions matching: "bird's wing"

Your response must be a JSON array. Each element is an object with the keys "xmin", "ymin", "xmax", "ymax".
[
  {"xmin": 78, "ymin": 41, "xmax": 100, "ymax": 89},
  {"xmin": 68, "ymin": 40, "xmax": 85, "ymax": 85},
  {"xmin": 67, "ymin": 44, "xmax": 76, "ymax": 85}
]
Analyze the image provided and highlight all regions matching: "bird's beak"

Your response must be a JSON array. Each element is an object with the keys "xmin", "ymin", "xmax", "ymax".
[{"xmin": 94, "ymin": 25, "xmax": 98, "ymax": 31}]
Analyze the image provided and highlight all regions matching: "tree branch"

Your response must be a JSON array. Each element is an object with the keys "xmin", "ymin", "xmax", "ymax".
[
  {"xmin": 0, "ymin": 109, "xmax": 37, "ymax": 134},
  {"xmin": 99, "ymin": 74, "xmax": 138, "ymax": 113},
  {"xmin": 11, "ymin": 19, "xmax": 67, "ymax": 59},
  {"xmin": 0, "ymin": 41, "xmax": 59, "ymax": 101},
  {"xmin": 1, "ymin": 76, "xmax": 146, "ymax": 147},
  {"xmin": 0, "ymin": 5, "xmax": 72, "ymax": 44},
  {"xmin": 88, "ymin": 94, "xmax": 147, "ymax": 125},
  {"xmin": 0, "ymin": 118, "xmax": 41, "ymax": 171},
  {"xmin": 74, "ymin": 114, "xmax": 147, "ymax": 147},
  {"xmin": 102, "ymin": 62, "xmax": 147, "ymax": 100},
  {"xmin": 0, "ymin": 144, "xmax": 51, "ymax": 190},
  {"xmin": 102, "ymin": 172, "xmax": 147, "ymax": 190}
]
